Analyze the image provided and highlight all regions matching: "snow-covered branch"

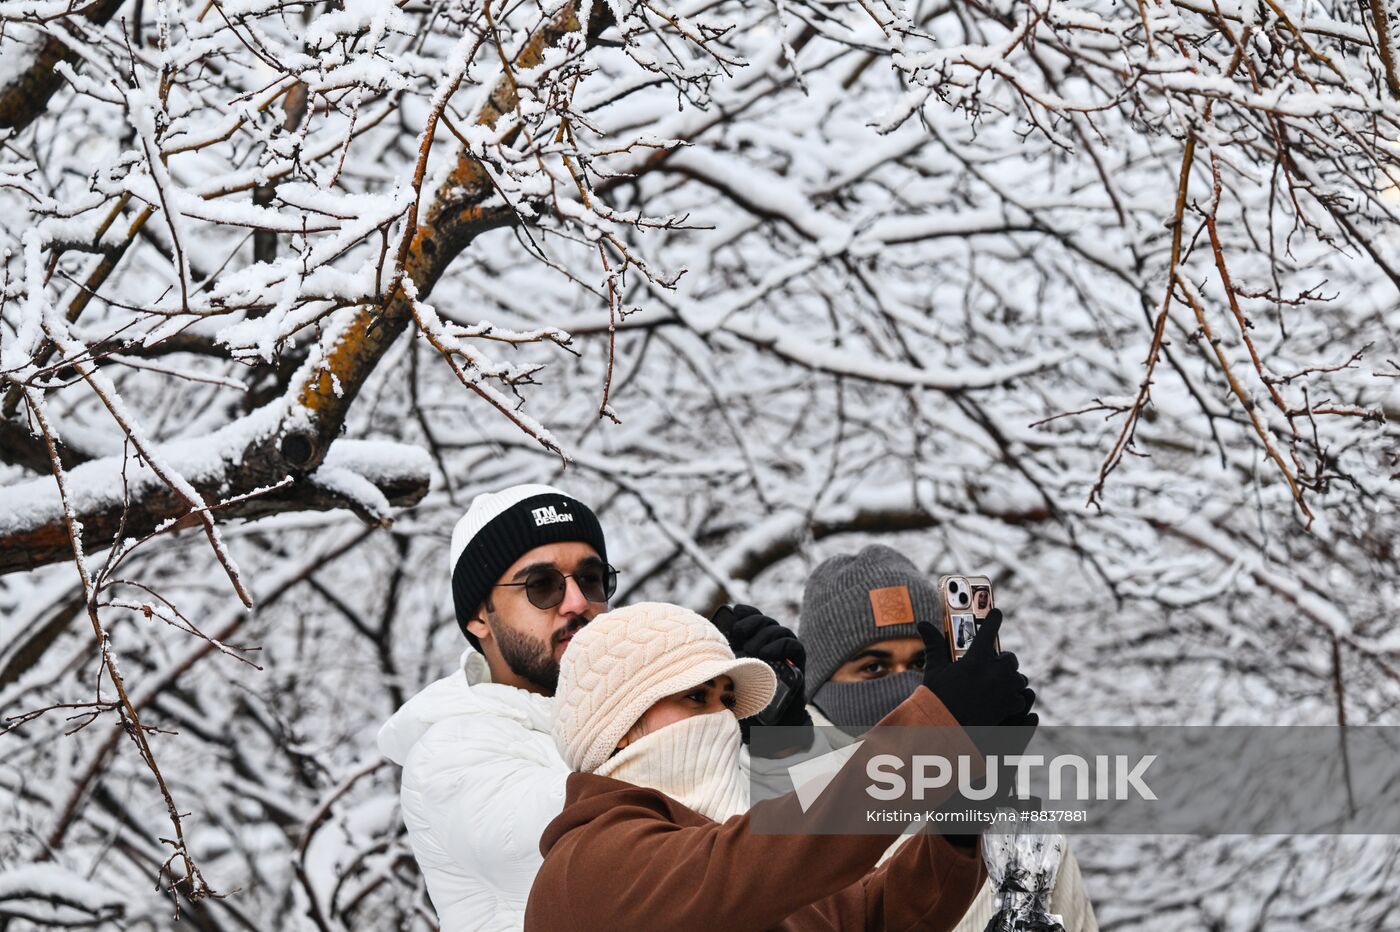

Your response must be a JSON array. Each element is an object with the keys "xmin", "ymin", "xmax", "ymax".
[{"xmin": 3, "ymin": 0, "xmax": 1399, "ymax": 925}]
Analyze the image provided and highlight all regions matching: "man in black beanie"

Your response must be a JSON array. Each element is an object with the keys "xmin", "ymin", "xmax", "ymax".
[
  {"xmin": 377, "ymin": 483, "xmax": 613, "ymax": 930},
  {"xmin": 377, "ymin": 483, "xmax": 806, "ymax": 931},
  {"xmin": 447, "ymin": 482, "xmax": 613, "ymax": 694}
]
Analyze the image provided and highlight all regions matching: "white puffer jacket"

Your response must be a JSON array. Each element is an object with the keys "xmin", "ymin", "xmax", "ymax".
[{"xmin": 377, "ymin": 649, "xmax": 568, "ymax": 932}]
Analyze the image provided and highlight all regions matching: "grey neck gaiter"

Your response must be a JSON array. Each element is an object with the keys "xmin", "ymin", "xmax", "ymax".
[{"xmin": 811, "ymin": 670, "xmax": 923, "ymax": 736}]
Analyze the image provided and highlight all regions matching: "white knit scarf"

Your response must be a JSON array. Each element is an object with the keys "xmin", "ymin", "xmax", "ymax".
[{"xmin": 595, "ymin": 710, "xmax": 749, "ymax": 822}]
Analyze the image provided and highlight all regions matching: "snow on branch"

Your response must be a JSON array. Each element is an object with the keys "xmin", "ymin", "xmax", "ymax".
[
  {"xmin": 3, "ymin": 0, "xmax": 1400, "ymax": 922},
  {"xmin": 0, "ymin": 426, "xmax": 432, "ymax": 574},
  {"xmin": 0, "ymin": 864, "xmax": 124, "ymax": 926}
]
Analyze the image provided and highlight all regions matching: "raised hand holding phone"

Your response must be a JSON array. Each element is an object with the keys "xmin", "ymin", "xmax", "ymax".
[{"xmin": 917, "ymin": 609, "xmax": 1036, "ymax": 728}]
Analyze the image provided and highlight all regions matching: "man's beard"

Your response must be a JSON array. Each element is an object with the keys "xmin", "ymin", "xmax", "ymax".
[{"xmin": 490, "ymin": 615, "xmax": 584, "ymax": 694}]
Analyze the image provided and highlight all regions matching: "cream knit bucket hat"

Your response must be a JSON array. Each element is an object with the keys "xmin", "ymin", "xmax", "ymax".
[{"xmin": 553, "ymin": 602, "xmax": 777, "ymax": 773}]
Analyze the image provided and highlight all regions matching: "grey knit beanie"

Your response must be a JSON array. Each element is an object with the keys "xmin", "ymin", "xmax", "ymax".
[{"xmin": 798, "ymin": 544, "xmax": 941, "ymax": 699}]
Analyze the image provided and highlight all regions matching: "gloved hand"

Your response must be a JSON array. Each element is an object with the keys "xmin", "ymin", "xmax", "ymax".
[
  {"xmin": 721, "ymin": 604, "xmax": 812, "ymax": 736},
  {"xmin": 725, "ymin": 604, "xmax": 807, "ymax": 673},
  {"xmin": 918, "ymin": 609, "xmax": 1037, "ymax": 728}
]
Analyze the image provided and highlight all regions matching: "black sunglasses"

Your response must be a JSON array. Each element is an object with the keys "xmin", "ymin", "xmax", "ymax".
[{"xmin": 495, "ymin": 562, "xmax": 618, "ymax": 610}]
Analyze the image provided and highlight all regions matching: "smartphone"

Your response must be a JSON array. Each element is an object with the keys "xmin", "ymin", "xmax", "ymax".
[
  {"xmin": 709, "ymin": 606, "xmax": 805, "ymax": 727},
  {"xmin": 938, "ymin": 575, "xmax": 999, "ymax": 662}
]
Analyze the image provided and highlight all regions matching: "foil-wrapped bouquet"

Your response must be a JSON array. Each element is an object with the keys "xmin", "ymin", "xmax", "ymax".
[{"xmin": 981, "ymin": 812, "xmax": 1065, "ymax": 932}]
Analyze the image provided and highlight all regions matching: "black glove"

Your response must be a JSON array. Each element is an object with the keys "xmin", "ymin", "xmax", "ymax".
[
  {"xmin": 721, "ymin": 604, "xmax": 812, "ymax": 736},
  {"xmin": 918, "ymin": 609, "xmax": 1036, "ymax": 728},
  {"xmin": 725, "ymin": 604, "xmax": 806, "ymax": 673}
]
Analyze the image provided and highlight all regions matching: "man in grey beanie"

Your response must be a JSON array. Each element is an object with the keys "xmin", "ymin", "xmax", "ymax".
[
  {"xmin": 801, "ymin": 544, "xmax": 940, "ymax": 734},
  {"xmin": 797, "ymin": 543, "xmax": 1100, "ymax": 932}
]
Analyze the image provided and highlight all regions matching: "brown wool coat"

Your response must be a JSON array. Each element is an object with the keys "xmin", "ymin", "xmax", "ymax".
[{"xmin": 525, "ymin": 688, "xmax": 987, "ymax": 932}]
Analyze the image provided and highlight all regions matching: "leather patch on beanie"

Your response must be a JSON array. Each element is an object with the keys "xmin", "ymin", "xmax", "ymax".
[{"xmin": 869, "ymin": 585, "xmax": 914, "ymax": 627}]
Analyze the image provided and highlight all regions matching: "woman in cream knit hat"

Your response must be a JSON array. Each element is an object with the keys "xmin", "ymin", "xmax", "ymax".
[
  {"xmin": 549, "ymin": 600, "xmax": 776, "ymax": 820},
  {"xmin": 525, "ymin": 601, "xmax": 989, "ymax": 932}
]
